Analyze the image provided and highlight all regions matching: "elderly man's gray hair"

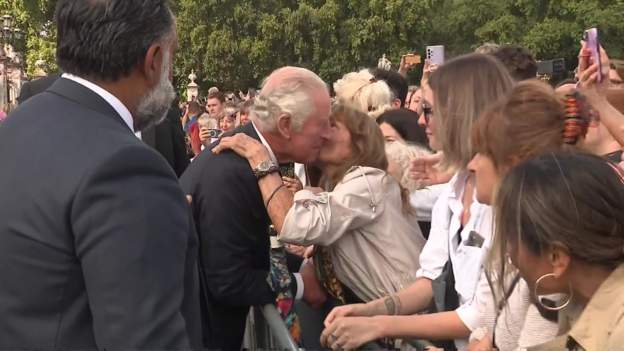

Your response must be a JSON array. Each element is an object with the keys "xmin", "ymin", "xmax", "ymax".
[{"xmin": 251, "ymin": 67, "xmax": 328, "ymax": 132}]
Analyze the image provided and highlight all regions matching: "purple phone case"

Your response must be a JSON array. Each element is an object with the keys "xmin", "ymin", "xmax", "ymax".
[{"xmin": 584, "ymin": 28, "xmax": 602, "ymax": 83}]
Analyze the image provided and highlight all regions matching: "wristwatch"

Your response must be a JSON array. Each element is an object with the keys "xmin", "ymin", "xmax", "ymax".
[{"xmin": 253, "ymin": 159, "xmax": 279, "ymax": 179}]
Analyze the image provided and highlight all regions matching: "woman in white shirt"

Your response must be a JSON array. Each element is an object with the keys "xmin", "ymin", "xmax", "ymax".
[{"xmin": 320, "ymin": 53, "xmax": 514, "ymax": 350}]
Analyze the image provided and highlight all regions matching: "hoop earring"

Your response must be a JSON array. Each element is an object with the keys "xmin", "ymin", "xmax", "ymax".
[{"xmin": 533, "ymin": 273, "xmax": 573, "ymax": 311}]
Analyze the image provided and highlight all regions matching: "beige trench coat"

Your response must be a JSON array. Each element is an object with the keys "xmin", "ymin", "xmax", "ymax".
[
  {"xmin": 529, "ymin": 264, "xmax": 624, "ymax": 351},
  {"xmin": 279, "ymin": 166, "xmax": 426, "ymax": 302}
]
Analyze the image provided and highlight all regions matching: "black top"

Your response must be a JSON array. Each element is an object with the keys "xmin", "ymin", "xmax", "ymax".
[
  {"xmin": 16, "ymin": 73, "xmax": 61, "ymax": 104},
  {"xmin": 142, "ymin": 105, "xmax": 190, "ymax": 177}
]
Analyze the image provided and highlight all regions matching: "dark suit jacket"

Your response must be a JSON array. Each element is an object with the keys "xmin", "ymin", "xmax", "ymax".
[
  {"xmin": 143, "ymin": 106, "xmax": 190, "ymax": 177},
  {"xmin": 18, "ymin": 74, "xmax": 190, "ymax": 177},
  {"xmin": 0, "ymin": 78, "xmax": 202, "ymax": 349},
  {"xmin": 181, "ymin": 123, "xmax": 298, "ymax": 350},
  {"xmin": 16, "ymin": 73, "xmax": 60, "ymax": 104}
]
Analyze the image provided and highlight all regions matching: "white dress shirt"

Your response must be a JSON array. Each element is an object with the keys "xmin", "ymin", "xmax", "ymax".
[
  {"xmin": 294, "ymin": 163, "xmax": 308, "ymax": 186},
  {"xmin": 61, "ymin": 73, "xmax": 141, "ymax": 140},
  {"xmin": 251, "ymin": 122, "xmax": 304, "ymax": 300},
  {"xmin": 416, "ymin": 170, "xmax": 493, "ymax": 349}
]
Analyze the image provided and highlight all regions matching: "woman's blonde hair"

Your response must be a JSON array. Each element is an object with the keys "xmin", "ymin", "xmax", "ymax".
[
  {"xmin": 197, "ymin": 113, "xmax": 216, "ymax": 129},
  {"xmin": 333, "ymin": 69, "xmax": 394, "ymax": 119},
  {"xmin": 429, "ymin": 53, "xmax": 514, "ymax": 170},
  {"xmin": 385, "ymin": 140, "xmax": 431, "ymax": 192}
]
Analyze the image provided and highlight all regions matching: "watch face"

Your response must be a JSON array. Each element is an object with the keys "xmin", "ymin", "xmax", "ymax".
[{"xmin": 257, "ymin": 160, "xmax": 273, "ymax": 172}]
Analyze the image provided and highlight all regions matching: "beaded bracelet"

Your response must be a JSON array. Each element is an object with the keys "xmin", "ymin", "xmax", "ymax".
[{"xmin": 265, "ymin": 184, "xmax": 287, "ymax": 209}]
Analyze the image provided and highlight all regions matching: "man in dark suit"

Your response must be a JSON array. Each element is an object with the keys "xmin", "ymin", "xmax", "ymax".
[
  {"xmin": 16, "ymin": 73, "xmax": 60, "ymax": 104},
  {"xmin": 18, "ymin": 76, "xmax": 190, "ymax": 177},
  {"xmin": 142, "ymin": 102, "xmax": 190, "ymax": 177},
  {"xmin": 181, "ymin": 67, "xmax": 331, "ymax": 350},
  {"xmin": 0, "ymin": 0, "xmax": 201, "ymax": 349}
]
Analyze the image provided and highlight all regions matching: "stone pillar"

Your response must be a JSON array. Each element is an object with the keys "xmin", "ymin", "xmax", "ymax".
[
  {"xmin": 7, "ymin": 51, "xmax": 25, "ymax": 111},
  {"xmin": 187, "ymin": 70, "xmax": 199, "ymax": 102},
  {"xmin": 377, "ymin": 54, "xmax": 392, "ymax": 70},
  {"xmin": 0, "ymin": 44, "xmax": 8, "ymax": 112}
]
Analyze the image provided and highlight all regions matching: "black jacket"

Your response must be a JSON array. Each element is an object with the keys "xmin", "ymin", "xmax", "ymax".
[
  {"xmin": 181, "ymin": 123, "xmax": 298, "ymax": 350},
  {"xmin": 142, "ymin": 106, "xmax": 190, "ymax": 177},
  {"xmin": 18, "ymin": 74, "xmax": 190, "ymax": 178},
  {"xmin": 16, "ymin": 73, "xmax": 60, "ymax": 104},
  {"xmin": 0, "ymin": 78, "xmax": 202, "ymax": 349}
]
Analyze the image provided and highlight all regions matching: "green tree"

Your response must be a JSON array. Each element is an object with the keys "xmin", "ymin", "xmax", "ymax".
[
  {"xmin": 431, "ymin": 0, "xmax": 624, "ymax": 70},
  {"xmin": 13, "ymin": 0, "xmax": 624, "ymax": 89},
  {"xmin": 0, "ymin": 0, "xmax": 57, "ymax": 77},
  {"xmin": 174, "ymin": 0, "xmax": 432, "ymax": 94}
]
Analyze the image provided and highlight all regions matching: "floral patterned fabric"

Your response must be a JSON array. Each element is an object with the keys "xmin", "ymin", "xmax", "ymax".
[{"xmin": 266, "ymin": 228, "xmax": 301, "ymax": 345}]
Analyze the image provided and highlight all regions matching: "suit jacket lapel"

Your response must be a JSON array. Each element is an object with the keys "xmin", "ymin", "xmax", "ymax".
[{"xmin": 47, "ymin": 78, "xmax": 130, "ymax": 131}]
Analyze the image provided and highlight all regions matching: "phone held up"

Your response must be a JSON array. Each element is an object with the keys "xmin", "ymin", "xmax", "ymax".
[
  {"xmin": 208, "ymin": 129, "xmax": 222, "ymax": 139},
  {"xmin": 404, "ymin": 54, "xmax": 422, "ymax": 66},
  {"xmin": 583, "ymin": 27, "xmax": 602, "ymax": 83},
  {"xmin": 426, "ymin": 45, "xmax": 445, "ymax": 66}
]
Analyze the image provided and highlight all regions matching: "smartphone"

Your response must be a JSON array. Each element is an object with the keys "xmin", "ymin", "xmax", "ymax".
[
  {"xmin": 404, "ymin": 54, "xmax": 422, "ymax": 66},
  {"xmin": 583, "ymin": 28, "xmax": 602, "ymax": 83},
  {"xmin": 426, "ymin": 45, "xmax": 445, "ymax": 65},
  {"xmin": 208, "ymin": 129, "xmax": 222, "ymax": 139}
]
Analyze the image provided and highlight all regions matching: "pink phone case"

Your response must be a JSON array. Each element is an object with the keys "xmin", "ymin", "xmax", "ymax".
[{"xmin": 584, "ymin": 28, "xmax": 602, "ymax": 83}]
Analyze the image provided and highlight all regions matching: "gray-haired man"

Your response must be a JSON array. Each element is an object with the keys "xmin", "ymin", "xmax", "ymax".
[{"xmin": 181, "ymin": 66, "xmax": 331, "ymax": 350}]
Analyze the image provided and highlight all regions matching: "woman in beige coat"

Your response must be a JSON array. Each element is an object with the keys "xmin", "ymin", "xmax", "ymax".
[{"xmin": 214, "ymin": 103, "xmax": 426, "ymax": 303}]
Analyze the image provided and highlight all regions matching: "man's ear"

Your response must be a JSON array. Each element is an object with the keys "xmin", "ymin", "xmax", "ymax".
[
  {"xmin": 141, "ymin": 44, "xmax": 164, "ymax": 86},
  {"xmin": 392, "ymin": 98, "xmax": 402, "ymax": 109},
  {"xmin": 549, "ymin": 244, "xmax": 571, "ymax": 279},
  {"xmin": 276, "ymin": 113, "xmax": 293, "ymax": 140}
]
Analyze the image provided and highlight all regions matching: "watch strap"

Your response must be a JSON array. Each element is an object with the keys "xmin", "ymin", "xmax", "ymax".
[{"xmin": 254, "ymin": 164, "xmax": 280, "ymax": 179}]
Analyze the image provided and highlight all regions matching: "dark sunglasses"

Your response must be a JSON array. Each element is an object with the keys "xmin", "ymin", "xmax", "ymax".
[{"xmin": 421, "ymin": 103, "xmax": 434, "ymax": 125}]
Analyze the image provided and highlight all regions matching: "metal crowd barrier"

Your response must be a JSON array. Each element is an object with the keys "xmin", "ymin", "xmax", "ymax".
[{"xmin": 243, "ymin": 304, "xmax": 299, "ymax": 350}]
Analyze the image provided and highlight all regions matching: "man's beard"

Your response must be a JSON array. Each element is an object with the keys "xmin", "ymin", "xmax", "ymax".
[{"xmin": 134, "ymin": 53, "xmax": 176, "ymax": 131}]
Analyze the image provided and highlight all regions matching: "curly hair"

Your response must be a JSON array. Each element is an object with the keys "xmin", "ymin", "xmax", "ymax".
[{"xmin": 491, "ymin": 45, "xmax": 538, "ymax": 81}]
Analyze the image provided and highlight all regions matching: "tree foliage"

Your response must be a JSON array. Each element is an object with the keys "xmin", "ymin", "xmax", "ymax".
[
  {"xmin": 0, "ymin": 0, "xmax": 57, "ymax": 76},
  {"xmin": 174, "ymin": 0, "xmax": 431, "ymax": 92},
  {"xmin": 8, "ymin": 0, "xmax": 624, "ymax": 92},
  {"xmin": 175, "ymin": 0, "xmax": 624, "ymax": 93}
]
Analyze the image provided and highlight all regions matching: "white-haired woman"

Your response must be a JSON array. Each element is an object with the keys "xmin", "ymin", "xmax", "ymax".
[{"xmin": 333, "ymin": 69, "xmax": 394, "ymax": 119}]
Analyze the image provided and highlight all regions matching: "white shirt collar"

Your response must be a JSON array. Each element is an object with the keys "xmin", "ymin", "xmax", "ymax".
[
  {"xmin": 251, "ymin": 121, "xmax": 278, "ymax": 165},
  {"xmin": 61, "ymin": 73, "xmax": 135, "ymax": 134}
]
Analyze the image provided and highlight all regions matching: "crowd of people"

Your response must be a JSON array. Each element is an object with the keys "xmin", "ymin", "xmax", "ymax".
[{"xmin": 1, "ymin": 0, "xmax": 624, "ymax": 351}]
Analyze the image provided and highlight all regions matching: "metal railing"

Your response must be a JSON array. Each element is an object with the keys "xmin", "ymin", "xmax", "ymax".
[{"xmin": 244, "ymin": 304, "xmax": 299, "ymax": 350}]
